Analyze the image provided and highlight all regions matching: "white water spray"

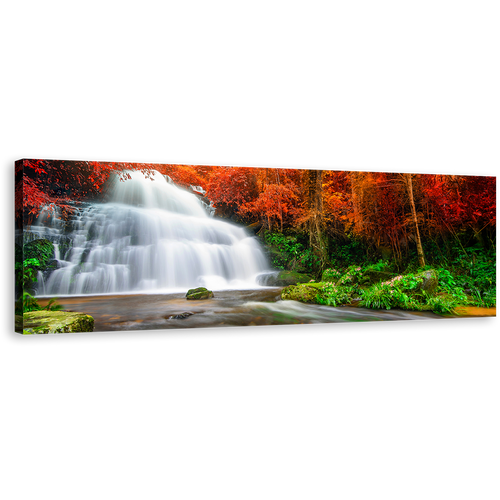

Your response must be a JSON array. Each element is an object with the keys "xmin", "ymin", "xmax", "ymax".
[{"xmin": 31, "ymin": 171, "xmax": 269, "ymax": 295}]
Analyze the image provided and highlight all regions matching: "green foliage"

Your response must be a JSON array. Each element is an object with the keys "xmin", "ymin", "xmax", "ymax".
[
  {"xmin": 264, "ymin": 231, "xmax": 321, "ymax": 272},
  {"xmin": 18, "ymin": 292, "xmax": 41, "ymax": 314},
  {"xmin": 15, "ymin": 292, "xmax": 63, "ymax": 315},
  {"xmin": 432, "ymin": 246, "xmax": 496, "ymax": 308},
  {"xmin": 337, "ymin": 265, "xmax": 363, "ymax": 286},
  {"xmin": 315, "ymin": 282, "xmax": 355, "ymax": 307},
  {"xmin": 45, "ymin": 298, "xmax": 64, "ymax": 311},
  {"xmin": 364, "ymin": 260, "xmax": 392, "ymax": 273},
  {"xmin": 15, "ymin": 258, "xmax": 41, "ymax": 290},
  {"xmin": 321, "ymin": 268, "xmax": 342, "ymax": 282},
  {"xmin": 359, "ymin": 282, "xmax": 398, "ymax": 310},
  {"xmin": 23, "ymin": 239, "xmax": 55, "ymax": 268},
  {"xmin": 361, "ymin": 273, "xmax": 425, "ymax": 310},
  {"xmin": 329, "ymin": 237, "xmax": 370, "ymax": 268},
  {"xmin": 264, "ymin": 232, "xmax": 302, "ymax": 256},
  {"xmin": 299, "ymin": 248, "xmax": 322, "ymax": 272}
]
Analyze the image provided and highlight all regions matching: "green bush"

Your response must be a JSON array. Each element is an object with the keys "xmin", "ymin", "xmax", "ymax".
[
  {"xmin": 364, "ymin": 260, "xmax": 392, "ymax": 273},
  {"xmin": 359, "ymin": 282, "xmax": 399, "ymax": 310},
  {"xmin": 15, "ymin": 292, "xmax": 64, "ymax": 315},
  {"xmin": 315, "ymin": 282, "xmax": 355, "ymax": 307},
  {"xmin": 330, "ymin": 237, "xmax": 367, "ymax": 268},
  {"xmin": 15, "ymin": 258, "xmax": 41, "ymax": 291},
  {"xmin": 359, "ymin": 271, "xmax": 471, "ymax": 313},
  {"xmin": 337, "ymin": 265, "xmax": 364, "ymax": 286},
  {"xmin": 321, "ymin": 268, "xmax": 342, "ymax": 282}
]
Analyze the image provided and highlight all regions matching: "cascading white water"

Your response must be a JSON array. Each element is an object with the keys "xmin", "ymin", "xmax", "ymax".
[{"xmin": 31, "ymin": 171, "xmax": 269, "ymax": 295}]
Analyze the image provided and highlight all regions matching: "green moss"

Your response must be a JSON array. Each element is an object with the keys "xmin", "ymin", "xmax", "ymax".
[
  {"xmin": 21, "ymin": 311, "xmax": 94, "ymax": 334},
  {"xmin": 282, "ymin": 282, "xmax": 355, "ymax": 307},
  {"xmin": 281, "ymin": 284, "xmax": 318, "ymax": 303},
  {"xmin": 186, "ymin": 287, "xmax": 214, "ymax": 300}
]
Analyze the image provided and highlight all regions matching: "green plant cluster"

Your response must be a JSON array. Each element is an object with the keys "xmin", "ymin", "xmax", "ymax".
[
  {"xmin": 15, "ymin": 258, "xmax": 40, "ymax": 290},
  {"xmin": 281, "ymin": 260, "xmax": 495, "ymax": 314},
  {"xmin": 263, "ymin": 231, "xmax": 320, "ymax": 272},
  {"xmin": 16, "ymin": 292, "xmax": 63, "ymax": 315},
  {"xmin": 14, "ymin": 291, "xmax": 63, "ymax": 314},
  {"xmin": 263, "ymin": 227, "xmax": 496, "ymax": 312},
  {"xmin": 315, "ymin": 282, "xmax": 356, "ymax": 307}
]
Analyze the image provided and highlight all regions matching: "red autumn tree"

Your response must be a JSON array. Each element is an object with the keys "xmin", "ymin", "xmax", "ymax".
[
  {"xmin": 206, "ymin": 166, "xmax": 260, "ymax": 217},
  {"xmin": 156, "ymin": 164, "xmax": 213, "ymax": 191},
  {"xmin": 15, "ymin": 159, "xmax": 156, "ymax": 226},
  {"xmin": 240, "ymin": 182, "xmax": 303, "ymax": 231}
]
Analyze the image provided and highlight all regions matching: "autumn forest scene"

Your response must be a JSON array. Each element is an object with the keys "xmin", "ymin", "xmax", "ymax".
[{"xmin": 15, "ymin": 159, "xmax": 496, "ymax": 333}]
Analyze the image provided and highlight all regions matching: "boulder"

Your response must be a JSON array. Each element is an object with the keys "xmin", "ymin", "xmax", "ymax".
[
  {"xmin": 15, "ymin": 315, "xmax": 24, "ymax": 332},
  {"xmin": 19, "ymin": 311, "xmax": 94, "ymax": 334},
  {"xmin": 186, "ymin": 287, "xmax": 214, "ymax": 300},
  {"xmin": 257, "ymin": 271, "xmax": 313, "ymax": 287},
  {"xmin": 281, "ymin": 284, "xmax": 319, "ymax": 303},
  {"xmin": 419, "ymin": 269, "xmax": 438, "ymax": 294},
  {"xmin": 246, "ymin": 221, "xmax": 263, "ymax": 234},
  {"xmin": 281, "ymin": 281, "xmax": 355, "ymax": 307},
  {"xmin": 168, "ymin": 312, "xmax": 194, "ymax": 319},
  {"xmin": 359, "ymin": 270, "xmax": 394, "ymax": 285}
]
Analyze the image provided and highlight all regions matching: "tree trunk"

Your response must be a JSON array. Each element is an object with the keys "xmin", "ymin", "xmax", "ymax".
[
  {"xmin": 350, "ymin": 171, "xmax": 363, "ymax": 233},
  {"xmin": 404, "ymin": 173, "xmax": 426, "ymax": 267},
  {"xmin": 304, "ymin": 169, "xmax": 327, "ymax": 266}
]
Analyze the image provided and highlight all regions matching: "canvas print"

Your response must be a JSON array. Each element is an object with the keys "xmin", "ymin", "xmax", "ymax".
[{"xmin": 15, "ymin": 159, "xmax": 496, "ymax": 334}]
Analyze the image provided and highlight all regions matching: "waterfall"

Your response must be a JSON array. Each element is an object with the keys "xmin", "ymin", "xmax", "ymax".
[{"xmin": 29, "ymin": 170, "xmax": 269, "ymax": 295}]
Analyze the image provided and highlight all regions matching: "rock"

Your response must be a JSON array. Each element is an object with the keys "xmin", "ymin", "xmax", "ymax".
[
  {"xmin": 256, "ymin": 271, "xmax": 313, "ymax": 287},
  {"xmin": 246, "ymin": 221, "xmax": 262, "ymax": 234},
  {"xmin": 20, "ymin": 311, "xmax": 94, "ymax": 334},
  {"xmin": 186, "ymin": 287, "xmax": 214, "ymax": 300},
  {"xmin": 281, "ymin": 284, "xmax": 319, "ymax": 303},
  {"xmin": 281, "ymin": 281, "xmax": 356, "ymax": 307},
  {"xmin": 419, "ymin": 269, "xmax": 438, "ymax": 294},
  {"xmin": 379, "ymin": 246, "xmax": 392, "ymax": 261},
  {"xmin": 359, "ymin": 270, "xmax": 394, "ymax": 285},
  {"xmin": 168, "ymin": 312, "xmax": 194, "ymax": 320},
  {"xmin": 15, "ymin": 315, "xmax": 24, "ymax": 333}
]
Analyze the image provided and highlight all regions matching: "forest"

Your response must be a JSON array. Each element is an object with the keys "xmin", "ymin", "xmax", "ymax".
[{"xmin": 16, "ymin": 159, "xmax": 496, "ymax": 328}]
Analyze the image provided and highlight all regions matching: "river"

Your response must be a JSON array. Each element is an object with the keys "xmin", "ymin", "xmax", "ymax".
[{"xmin": 37, "ymin": 288, "xmax": 449, "ymax": 332}]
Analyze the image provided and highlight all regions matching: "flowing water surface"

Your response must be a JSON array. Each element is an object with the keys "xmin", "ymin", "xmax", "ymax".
[{"xmin": 38, "ymin": 289, "xmax": 447, "ymax": 332}]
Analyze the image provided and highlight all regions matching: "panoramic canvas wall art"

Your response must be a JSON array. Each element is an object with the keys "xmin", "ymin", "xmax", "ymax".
[{"xmin": 15, "ymin": 159, "xmax": 496, "ymax": 334}]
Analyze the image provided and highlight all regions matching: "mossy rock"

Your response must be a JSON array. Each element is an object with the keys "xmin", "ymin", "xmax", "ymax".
[
  {"xmin": 186, "ymin": 287, "xmax": 214, "ymax": 300},
  {"xmin": 261, "ymin": 271, "xmax": 313, "ymax": 287},
  {"xmin": 15, "ymin": 315, "xmax": 24, "ymax": 332},
  {"xmin": 282, "ymin": 281, "xmax": 356, "ymax": 307},
  {"xmin": 359, "ymin": 270, "xmax": 394, "ymax": 285},
  {"xmin": 20, "ymin": 311, "xmax": 94, "ymax": 334},
  {"xmin": 281, "ymin": 284, "xmax": 319, "ymax": 303},
  {"xmin": 418, "ymin": 269, "xmax": 438, "ymax": 294}
]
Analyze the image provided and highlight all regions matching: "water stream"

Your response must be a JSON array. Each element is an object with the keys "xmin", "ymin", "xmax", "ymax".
[{"xmin": 37, "ymin": 289, "xmax": 447, "ymax": 332}]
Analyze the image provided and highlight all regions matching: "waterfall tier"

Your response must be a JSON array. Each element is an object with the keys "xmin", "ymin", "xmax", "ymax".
[{"xmin": 29, "ymin": 171, "xmax": 269, "ymax": 295}]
